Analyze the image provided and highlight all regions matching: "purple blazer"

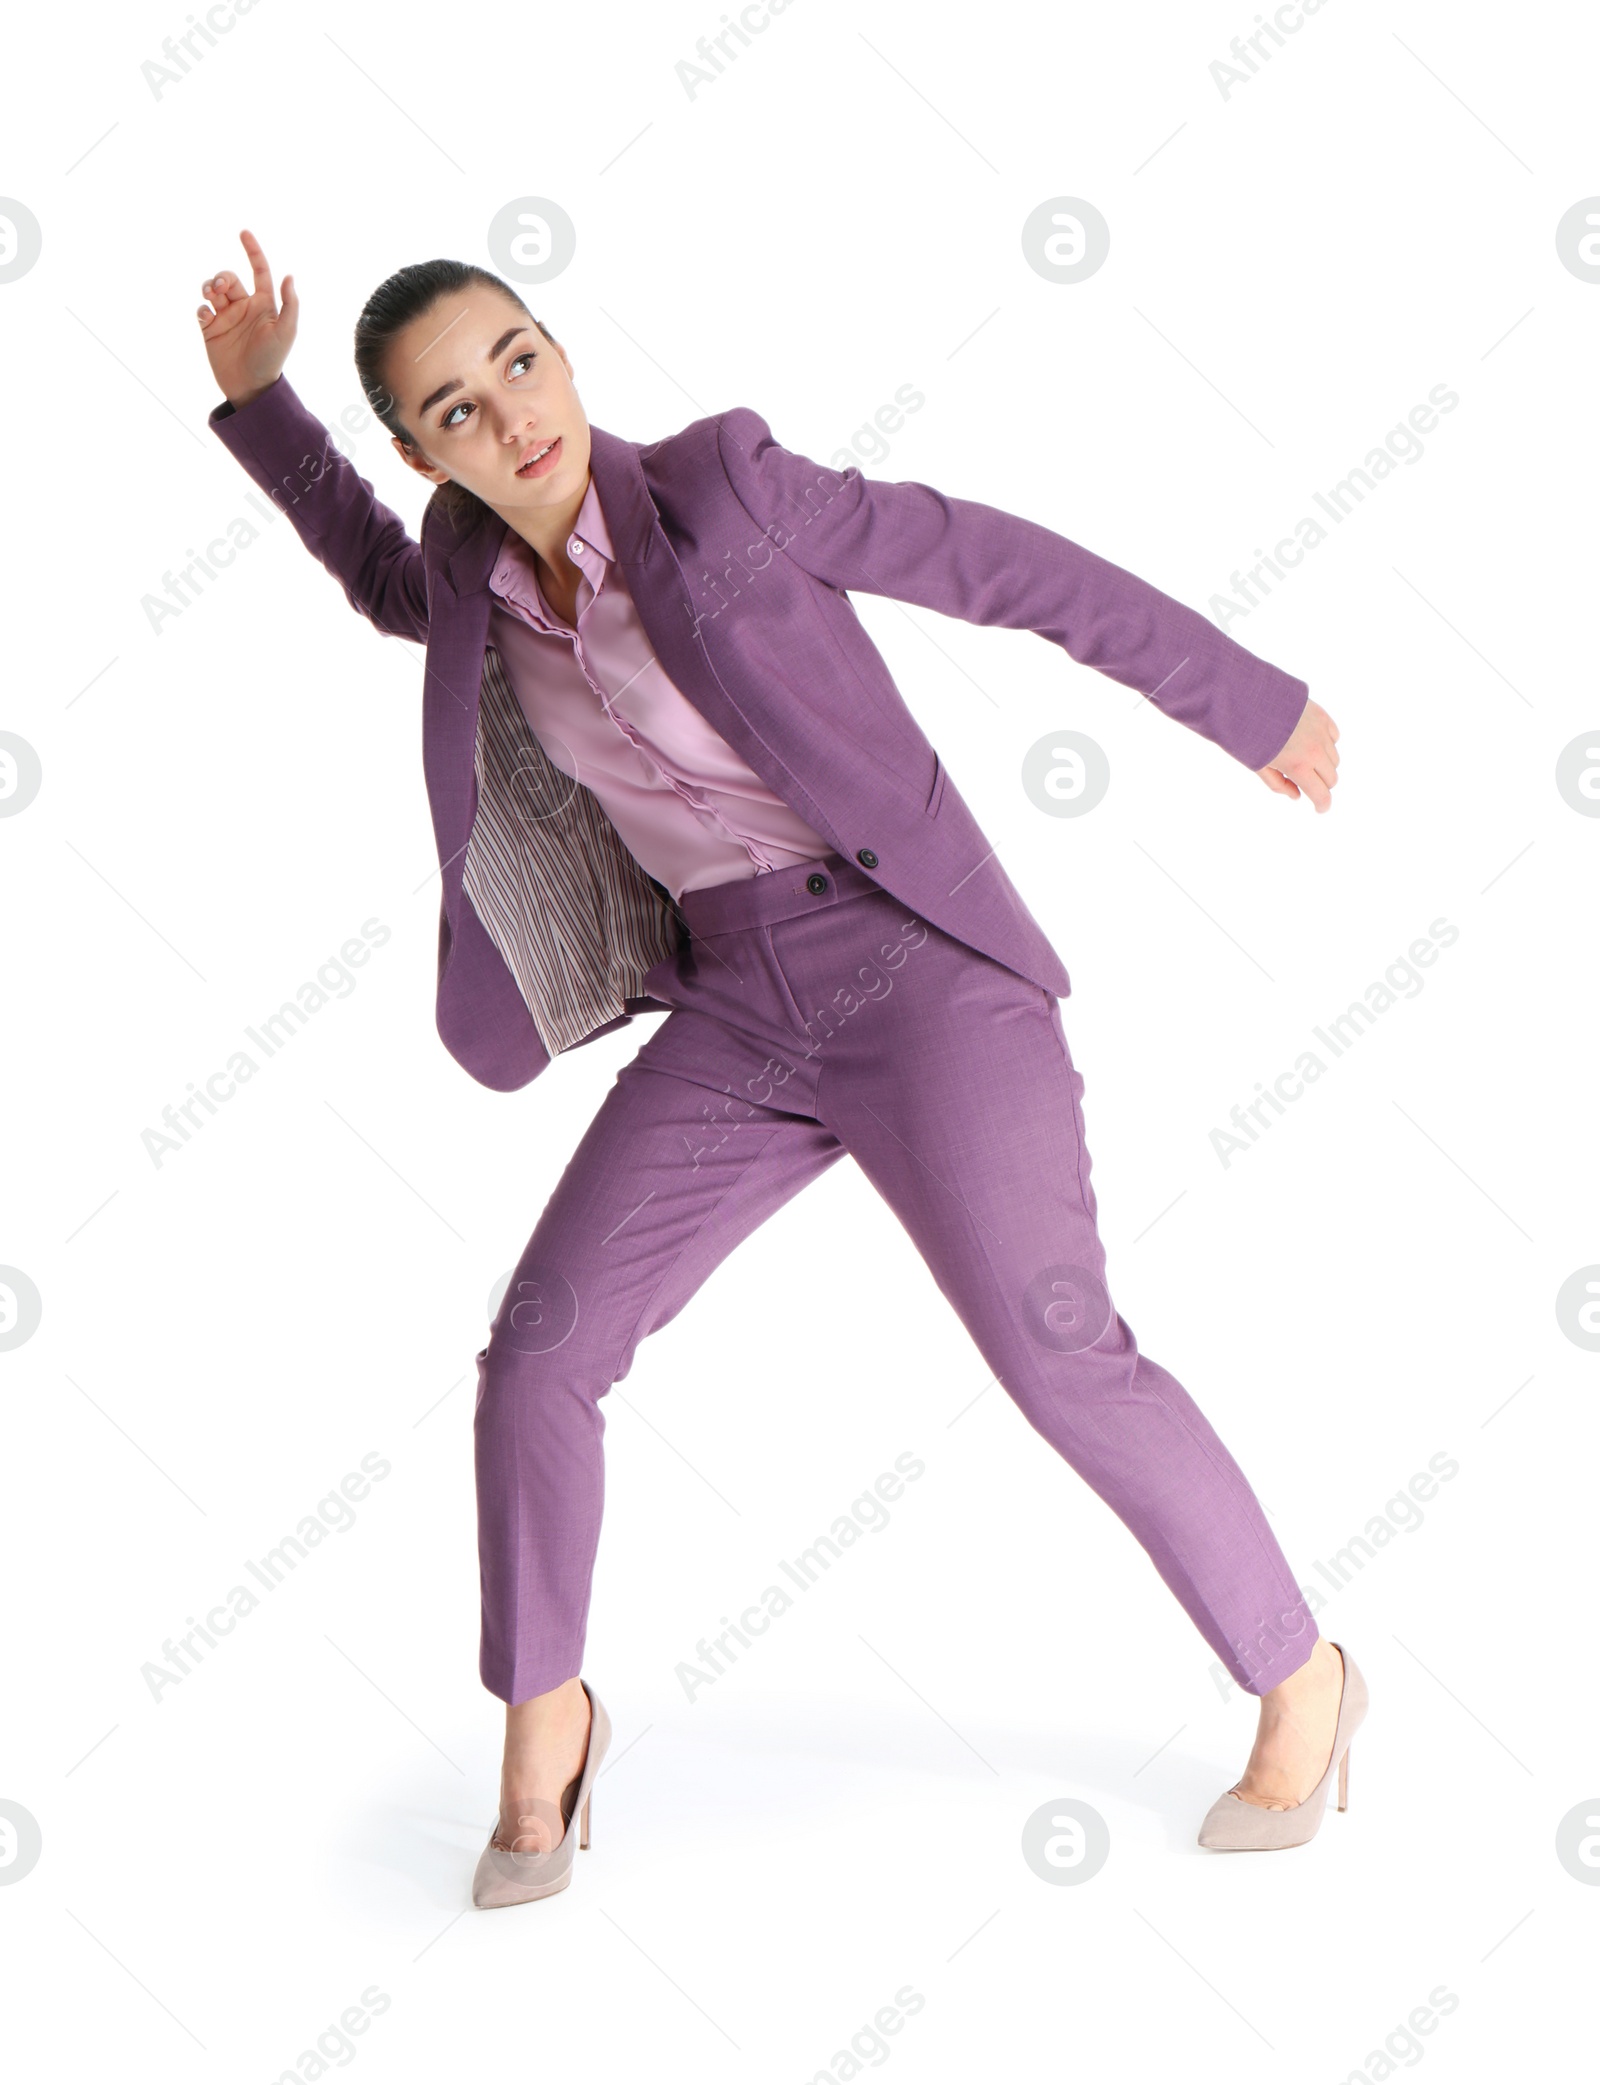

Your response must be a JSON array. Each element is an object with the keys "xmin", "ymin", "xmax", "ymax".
[{"xmin": 208, "ymin": 378, "xmax": 1309, "ymax": 1092}]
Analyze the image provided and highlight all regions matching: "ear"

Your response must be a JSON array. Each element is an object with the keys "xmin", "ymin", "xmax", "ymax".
[{"xmin": 391, "ymin": 433, "xmax": 451, "ymax": 486}]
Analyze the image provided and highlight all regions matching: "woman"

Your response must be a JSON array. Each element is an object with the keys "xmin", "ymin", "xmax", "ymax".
[{"xmin": 196, "ymin": 228, "xmax": 1365, "ymax": 1904}]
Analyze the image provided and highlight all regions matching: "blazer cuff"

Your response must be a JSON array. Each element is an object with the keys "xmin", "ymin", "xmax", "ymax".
[
  {"xmin": 207, "ymin": 372, "xmax": 341, "ymax": 536},
  {"xmin": 1228, "ymin": 659, "xmax": 1310, "ymax": 772}
]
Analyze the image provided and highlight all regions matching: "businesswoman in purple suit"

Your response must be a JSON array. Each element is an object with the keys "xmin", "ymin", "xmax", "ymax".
[{"xmin": 196, "ymin": 229, "xmax": 1365, "ymax": 1901}]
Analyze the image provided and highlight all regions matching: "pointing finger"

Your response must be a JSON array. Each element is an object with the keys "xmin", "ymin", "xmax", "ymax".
[{"xmin": 239, "ymin": 227, "xmax": 272, "ymax": 301}]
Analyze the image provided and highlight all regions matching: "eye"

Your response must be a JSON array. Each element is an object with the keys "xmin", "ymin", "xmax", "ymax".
[{"xmin": 439, "ymin": 350, "xmax": 537, "ymax": 431}]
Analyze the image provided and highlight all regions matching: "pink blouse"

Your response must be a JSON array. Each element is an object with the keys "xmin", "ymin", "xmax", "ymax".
[{"xmin": 485, "ymin": 475, "xmax": 833, "ymax": 902}]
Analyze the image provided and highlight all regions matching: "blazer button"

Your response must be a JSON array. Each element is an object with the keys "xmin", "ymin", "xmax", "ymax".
[
  {"xmin": 856, "ymin": 847, "xmax": 879, "ymax": 869},
  {"xmin": 806, "ymin": 872, "xmax": 829, "ymax": 894}
]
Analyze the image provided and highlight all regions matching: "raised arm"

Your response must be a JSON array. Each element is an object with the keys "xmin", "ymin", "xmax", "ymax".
[
  {"xmin": 198, "ymin": 230, "xmax": 429, "ymax": 645},
  {"xmin": 714, "ymin": 406, "xmax": 1336, "ymax": 801}
]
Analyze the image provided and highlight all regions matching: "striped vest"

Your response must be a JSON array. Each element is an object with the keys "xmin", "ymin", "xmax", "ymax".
[{"xmin": 461, "ymin": 643, "xmax": 685, "ymax": 1058}]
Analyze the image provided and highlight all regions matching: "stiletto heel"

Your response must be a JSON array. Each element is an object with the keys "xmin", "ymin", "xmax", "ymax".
[
  {"xmin": 471, "ymin": 1679, "xmax": 612, "ymax": 1908},
  {"xmin": 1197, "ymin": 1643, "xmax": 1368, "ymax": 1852}
]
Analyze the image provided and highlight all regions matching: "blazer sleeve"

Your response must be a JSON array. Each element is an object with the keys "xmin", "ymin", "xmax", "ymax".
[
  {"xmin": 713, "ymin": 405, "xmax": 1309, "ymax": 774},
  {"xmin": 207, "ymin": 374, "xmax": 430, "ymax": 644}
]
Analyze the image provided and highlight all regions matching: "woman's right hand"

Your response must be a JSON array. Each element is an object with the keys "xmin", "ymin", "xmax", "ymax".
[{"xmin": 197, "ymin": 228, "xmax": 299, "ymax": 409}]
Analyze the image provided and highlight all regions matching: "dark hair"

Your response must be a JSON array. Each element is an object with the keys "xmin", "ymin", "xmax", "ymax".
[{"xmin": 353, "ymin": 258, "xmax": 559, "ymax": 532}]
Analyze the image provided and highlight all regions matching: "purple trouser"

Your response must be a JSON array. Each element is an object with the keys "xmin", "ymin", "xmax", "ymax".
[{"xmin": 473, "ymin": 850, "xmax": 1317, "ymax": 1703}]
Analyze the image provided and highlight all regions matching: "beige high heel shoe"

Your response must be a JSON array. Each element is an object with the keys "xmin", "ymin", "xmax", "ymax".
[
  {"xmin": 471, "ymin": 1679, "xmax": 612, "ymax": 1908},
  {"xmin": 1197, "ymin": 1642, "xmax": 1368, "ymax": 1851}
]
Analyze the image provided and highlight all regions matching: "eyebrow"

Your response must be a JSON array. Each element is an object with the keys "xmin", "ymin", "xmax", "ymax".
[{"xmin": 417, "ymin": 326, "xmax": 532, "ymax": 418}]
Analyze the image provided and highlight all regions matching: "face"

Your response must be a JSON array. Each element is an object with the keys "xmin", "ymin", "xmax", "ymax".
[{"xmin": 381, "ymin": 282, "xmax": 590, "ymax": 525}]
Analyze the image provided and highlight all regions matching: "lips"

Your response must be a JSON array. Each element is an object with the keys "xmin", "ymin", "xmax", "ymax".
[{"xmin": 516, "ymin": 436, "xmax": 561, "ymax": 477}]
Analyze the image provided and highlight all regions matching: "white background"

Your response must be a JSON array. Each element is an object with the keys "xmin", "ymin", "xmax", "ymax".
[{"xmin": 3, "ymin": 0, "xmax": 1596, "ymax": 2077}]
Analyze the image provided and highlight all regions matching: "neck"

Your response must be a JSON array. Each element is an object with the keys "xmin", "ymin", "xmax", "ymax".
[{"xmin": 492, "ymin": 468, "xmax": 591, "ymax": 579}]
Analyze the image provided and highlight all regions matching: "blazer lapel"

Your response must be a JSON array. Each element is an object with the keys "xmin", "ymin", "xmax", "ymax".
[{"xmin": 589, "ymin": 425, "xmax": 841, "ymax": 848}]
